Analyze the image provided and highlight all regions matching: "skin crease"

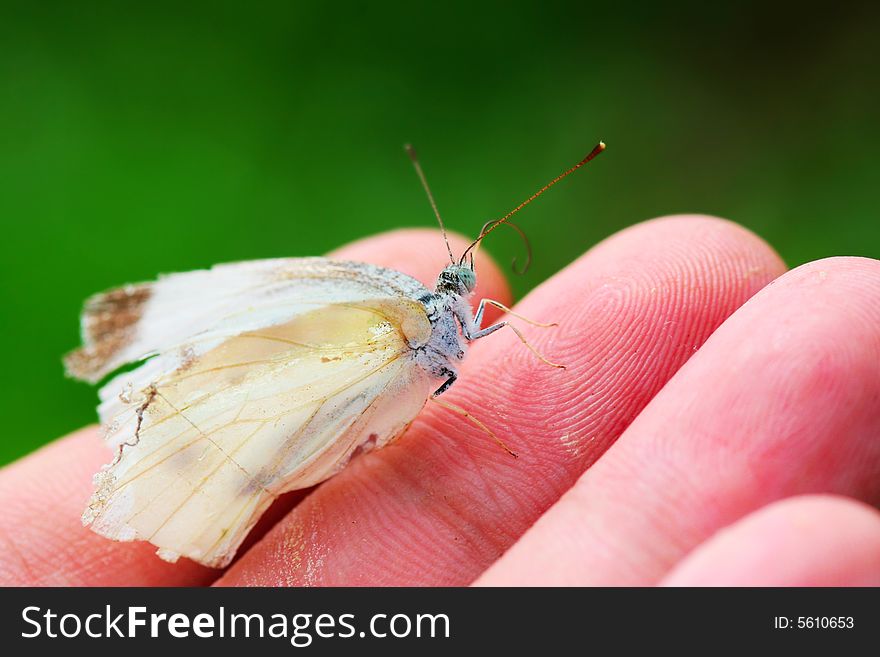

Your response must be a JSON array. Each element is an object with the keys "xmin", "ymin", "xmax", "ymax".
[
  {"xmin": 0, "ymin": 216, "xmax": 876, "ymax": 586},
  {"xmin": 660, "ymin": 496, "xmax": 880, "ymax": 587},
  {"xmin": 476, "ymin": 256, "xmax": 880, "ymax": 586}
]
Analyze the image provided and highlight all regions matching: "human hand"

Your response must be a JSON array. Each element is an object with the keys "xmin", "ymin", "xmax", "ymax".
[{"xmin": 2, "ymin": 215, "xmax": 879, "ymax": 586}]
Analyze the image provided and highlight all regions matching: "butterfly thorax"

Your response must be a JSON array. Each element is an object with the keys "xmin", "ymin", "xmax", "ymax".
[{"xmin": 412, "ymin": 265, "xmax": 477, "ymax": 382}]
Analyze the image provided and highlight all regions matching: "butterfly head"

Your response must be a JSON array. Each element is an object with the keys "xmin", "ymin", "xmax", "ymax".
[{"xmin": 435, "ymin": 264, "xmax": 476, "ymax": 297}]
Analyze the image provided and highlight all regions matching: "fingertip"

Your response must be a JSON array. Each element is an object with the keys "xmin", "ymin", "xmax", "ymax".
[
  {"xmin": 770, "ymin": 255, "xmax": 880, "ymax": 298},
  {"xmin": 661, "ymin": 495, "xmax": 880, "ymax": 586},
  {"xmin": 583, "ymin": 213, "xmax": 786, "ymax": 282}
]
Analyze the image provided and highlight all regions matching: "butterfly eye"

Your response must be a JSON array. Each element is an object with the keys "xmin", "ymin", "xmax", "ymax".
[{"xmin": 458, "ymin": 268, "xmax": 476, "ymax": 292}]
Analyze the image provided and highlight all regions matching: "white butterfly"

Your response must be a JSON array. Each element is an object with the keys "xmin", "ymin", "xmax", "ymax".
[{"xmin": 65, "ymin": 143, "xmax": 605, "ymax": 568}]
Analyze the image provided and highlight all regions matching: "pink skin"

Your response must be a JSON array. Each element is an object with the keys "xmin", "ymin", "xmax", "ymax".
[
  {"xmin": 477, "ymin": 256, "xmax": 880, "ymax": 585},
  {"xmin": 660, "ymin": 496, "xmax": 880, "ymax": 587},
  {"xmin": 0, "ymin": 215, "xmax": 876, "ymax": 586}
]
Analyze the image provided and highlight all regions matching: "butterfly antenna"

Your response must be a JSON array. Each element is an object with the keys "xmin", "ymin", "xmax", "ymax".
[
  {"xmin": 459, "ymin": 141, "xmax": 606, "ymax": 265},
  {"xmin": 405, "ymin": 144, "xmax": 455, "ymax": 264},
  {"xmin": 474, "ymin": 219, "xmax": 532, "ymax": 274}
]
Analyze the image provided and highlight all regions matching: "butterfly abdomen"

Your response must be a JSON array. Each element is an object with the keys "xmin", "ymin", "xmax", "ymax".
[{"xmin": 414, "ymin": 292, "xmax": 468, "ymax": 382}]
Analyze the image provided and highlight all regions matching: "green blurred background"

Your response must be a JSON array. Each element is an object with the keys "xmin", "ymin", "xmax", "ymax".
[{"xmin": 1, "ymin": 1, "xmax": 878, "ymax": 464}]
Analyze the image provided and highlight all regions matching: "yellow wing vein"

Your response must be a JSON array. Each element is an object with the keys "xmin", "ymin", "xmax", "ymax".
[
  {"xmin": 194, "ymin": 355, "xmax": 407, "ymax": 559},
  {"xmin": 109, "ymin": 345, "xmax": 408, "ymax": 492},
  {"xmin": 153, "ymin": 390, "xmax": 271, "ymax": 495},
  {"xmin": 194, "ymin": 402, "xmax": 326, "ymax": 557},
  {"xmin": 169, "ymin": 358, "xmax": 282, "ymax": 383},
  {"xmin": 143, "ymin": 421, "xmax": 269, "ymax": 542},
  {"xmin": 136, "ymin": 351, "xmax": 405, "ymax": 549}
]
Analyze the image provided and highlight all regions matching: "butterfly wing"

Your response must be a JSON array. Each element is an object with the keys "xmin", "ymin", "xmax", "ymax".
[
  {"xmin": 65, "ymin": 257, "xmax": 431, "ymax": 384},
  {"xmin": 68, "ymin": 259, "xmax": 437, "ymax": 568}
]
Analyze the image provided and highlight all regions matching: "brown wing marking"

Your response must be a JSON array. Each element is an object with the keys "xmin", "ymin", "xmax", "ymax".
[{"xmin": 64, "ymin": 284, "xmax": 152, "ymax": 382}]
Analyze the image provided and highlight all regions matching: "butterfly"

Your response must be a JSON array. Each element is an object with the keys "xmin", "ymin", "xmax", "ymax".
[{"xmin": 65, "ymin": 142, "xmax": 605, "ymax": 568}]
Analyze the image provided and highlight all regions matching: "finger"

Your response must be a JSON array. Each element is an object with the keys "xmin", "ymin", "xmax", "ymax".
[
  {"xmin": 661, "ymin": 495, "xmax": 880, "ymax": 586},
  {"xmin": 0, "ymin": 229, "xmax": 504, "ymax": 586},
  {"xmin": 220, "ymin": 215, "xmax": 786, "ymax": 586},
  {"xmin": 477, "ymin": 257, "xmax": 880, "ymax": 586},
  {"xmin": 0, "ymin": 428, "xmax": 216, "ymax": 586}
]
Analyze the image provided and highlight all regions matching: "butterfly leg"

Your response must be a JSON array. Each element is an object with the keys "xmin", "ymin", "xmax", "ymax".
[
  {"xmin": 462, "ymin": 304, "xmax": 565, "ymax": 369},
  {"xmin": 430, "ymin": 395, "xmax": 517, "ymax": 458},
  {"xmin": 432, "ymin": 370, "xmax": 457, "ymax": 397},
  {"xmin": 473, "ymin": 298, "xmax": 558, "ymax": 329}
]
